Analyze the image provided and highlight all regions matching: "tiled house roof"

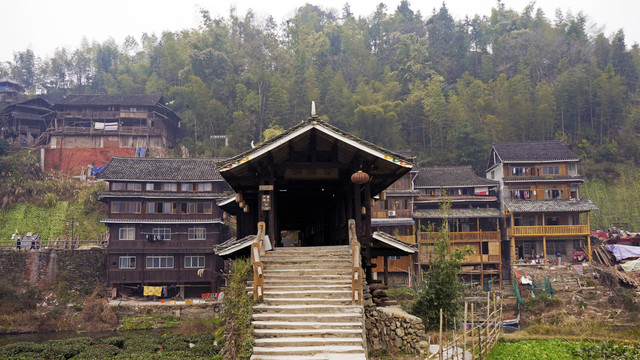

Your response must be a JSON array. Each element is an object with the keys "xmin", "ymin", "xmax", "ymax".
[
  {"xmin": 414, "ymin": 166, "xmax": 498, "ymax": 188},
  {"xmin": 97, "ymin": 157, "xmax": 222, "ymax": 181},
  {"xmin": 56, "ymin": 94, "xmax": 164, "ymax": 106},
  {"xmin": 492, "ymin": 141, "xmax": 580, "ymax": 162},
  {"xmin": 504, "ymin": 199, "xmax": 598, "ymax": 213}
]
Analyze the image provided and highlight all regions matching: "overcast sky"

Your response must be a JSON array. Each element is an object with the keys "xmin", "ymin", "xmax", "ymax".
[{"xmin": 2, "ymin": 0, "xmax": 638, "ymax": 63}]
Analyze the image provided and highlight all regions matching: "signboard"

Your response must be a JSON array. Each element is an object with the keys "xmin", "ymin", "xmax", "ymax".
[
  {"xmin": 259, "ymin": 185, "xmax": 274, "ymax": 191},
  {"xmin": 261, "ymin": 194, "xmax": 271, "ymax": 211}
]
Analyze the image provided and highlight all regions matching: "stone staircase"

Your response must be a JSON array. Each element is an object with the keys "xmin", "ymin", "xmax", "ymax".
[{"xmin": 250, "ymin": 245, "xmax": 367, "ymax": 360}]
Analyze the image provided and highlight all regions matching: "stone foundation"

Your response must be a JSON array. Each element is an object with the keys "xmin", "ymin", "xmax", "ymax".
[{"xmin": 364, "ymin": 286, "xmax": 427, "ymax": 355}]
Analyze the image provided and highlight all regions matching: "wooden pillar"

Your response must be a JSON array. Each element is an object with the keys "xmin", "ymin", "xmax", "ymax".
[
  {"xmin": 510, "ymin": 212, "xmax": 515, "ymax": 265},
  {"xmin": 383, "ymin": 256, "xmax": 389, "ymax": 286},
  {"xmin": 354, "ymin": 182, "xmax": 362, "ymax": 241},
  {"xmin": 363, "ymin": 181, "xmax": 373, "ymax": 282},
  {"xmin": 542, "ymin": 213, "xmax": 547, "ymax": 262},
  {"xmin": 587, "ymin": 212, "xmax": 592, "ymax": 264}
]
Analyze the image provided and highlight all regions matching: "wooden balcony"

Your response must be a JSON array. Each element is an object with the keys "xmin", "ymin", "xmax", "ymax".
[
  {"xmin": 419, "ymin": 231, "xmax": 500, "ymax": 243},
  {"xmin": 371, "ymin": 209, "xmax": 413, "ymax": 218},
  {"xmin": 510, "ymin": 225, "xmax": 589, "ymax": 237}
]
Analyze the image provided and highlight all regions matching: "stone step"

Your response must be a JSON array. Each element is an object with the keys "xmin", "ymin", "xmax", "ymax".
[
  {"xmin": 255, "ymin": 304, "xmax": 361, "ymax": 314},
  {"xmin": 263, "ymin": 297, "xmax": 353, "ymax": 306},
  {"xmin": 252, "ymin": 312, "xmax": 362, "ymax": 323},
  {"xmin": 264, "ymin": 264, "xmax": 353, "ymax": 271},
  {"xmin": 251, "ymin": 345, "xmax": 366, "ymax": 357},
  {"xmin": 254, "ymin": 336, "xmax": 363, "ymax": 347},
  {"xmin": 251, "ymin": 355, "xmax": 366, "ymax": 360},
  {"xmin": 262, "ymin": 290, "xmax": 352, "ymax": 299},
  {"xmin": 246, "ymin": 284, "xmax": 352, "ymax": 292},
  {"xmin": 252, "ymin": 321, "xmax": 362, "ymax": 329},
  {"xmin": 254, "ymin": 328, "xmax": 363, "ymax": 338},
  {"xmin": 265, "ymin": 270, "xmax": 351, "ymax": 277}
]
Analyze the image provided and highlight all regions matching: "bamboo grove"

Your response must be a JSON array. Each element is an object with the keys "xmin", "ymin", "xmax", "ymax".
[{"xmin": 2, "ymin": 1, "xmax": 640, "ymax": 177}]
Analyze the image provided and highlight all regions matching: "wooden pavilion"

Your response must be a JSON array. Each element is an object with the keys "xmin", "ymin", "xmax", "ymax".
[{"xmin": 215, "ymin": 116, "xmax": 416, "ymax": 281}]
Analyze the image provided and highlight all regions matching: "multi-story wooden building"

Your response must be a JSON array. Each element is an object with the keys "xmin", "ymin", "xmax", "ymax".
[
  {"xmin": 97, "ymin": 157, "xmax": 231, "ymax": 298},
  {"xmin": 45, "ymin": 94, "xmax": 181, "ymax": 175},
  {"xmin": 0, "ymin": 78, "xmax": 25, "ymax": 104},
  {"xmin": 370, "ymin": 166, "xmax": 419, "ymax": 285},
  {"xmin": 1, "ymin": 98, "xmax": 53, "ymax": 146},
  {"xmin": 413, "ymin": 166, "xmax": 503, "ymax": 287},
  {"xmin": 486, "ymin": 141, "xmax": 597, "ymax": 266}
]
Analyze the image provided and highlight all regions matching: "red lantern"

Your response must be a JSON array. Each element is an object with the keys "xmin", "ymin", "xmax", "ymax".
[{"xmin": 351, "ymin": 170, "xmax": 369, "ymax": 184}]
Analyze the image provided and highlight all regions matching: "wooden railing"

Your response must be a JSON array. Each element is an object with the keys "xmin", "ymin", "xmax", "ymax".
[
  {"xmin": 371, "ymin": 209, "xmax": 413, "ymax": 218},
  {"xmin": 510, "ymin": 225, "xmax": 589, "ymax": 237},
  {"xmin": 419, "ymin": 231, "xmax": 500, "ymax": 243},
  {"xmin": 0, "ymin": 234, "xmax": 109, "ymax": 250},
  {"xmin": 426, "ymin": 292, "xmax": 503, "ymax": 359},
  {"xmin": 251, "ymin": 222, "xmax": 266, "ymax": 301},
  {"xmin": 348, "ymin": 219, "xmax": 363, "ymax": 305}
]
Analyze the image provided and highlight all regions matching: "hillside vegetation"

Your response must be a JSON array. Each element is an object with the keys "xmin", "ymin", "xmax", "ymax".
[{"xmin": 0, "ymin": 150, "xmax": 107, "ymax": 245}]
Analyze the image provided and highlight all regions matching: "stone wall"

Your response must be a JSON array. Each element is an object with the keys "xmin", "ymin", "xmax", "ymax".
[
  {"xmin": 364, "ymin": 286, "xmax": 427, "ymax": 355},
  {"xmin": 0, "ymin": 249, "xmax": 106, "ymax": 290}
]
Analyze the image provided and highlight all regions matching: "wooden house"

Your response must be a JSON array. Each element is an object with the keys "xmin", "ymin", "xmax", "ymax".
[
  {"xmin": 97, "ymin": 157, "xmax": 231, "ymax": 298},
  {"xmin": 370, "ymin": 165, "xmax": 420, "ymax": 285},
  {"xmin": 0, "ymin": 78, "xmax": 25, "ymax": 104},
  {"xmin": 485, "ymin": 141, "xmax": 598, "ymax": 266},
  {"xmin": 413, "ymin": 166, "xmax": 502, "ymax": 287},
  {"xmin": 1, "ymin": 98, "xmax": 53, "ymax": 146},
  {"xmin": 45, "ymin": 94, "xmax": 181, "ymax": 175}
]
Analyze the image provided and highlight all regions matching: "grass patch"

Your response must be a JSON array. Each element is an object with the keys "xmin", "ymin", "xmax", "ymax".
[{"xmin": 488, "ymin": 339, "xmax": 640, "ymax": 360}]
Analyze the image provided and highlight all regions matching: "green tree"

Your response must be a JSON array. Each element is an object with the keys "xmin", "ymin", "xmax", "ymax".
[{"xmin": 410, "ymin": 201, "xmax": 471, "ymax": 330}]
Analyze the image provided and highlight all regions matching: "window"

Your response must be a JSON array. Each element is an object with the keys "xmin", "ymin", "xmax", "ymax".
[
  {"xmin": 119, "ymin": 226, "xmax": 135, "ymax": 240},
  {"xmin": 146, "ymin": 183, "xmax": 154, "ymax": 191},
  {"xmin": 186, "ymin": 202, "xmax": 213, "ymax": 214},
  {"xmin": 146, "ymin": 255, "xmax": 174, "ymax": 269},
  {"xmin": 548, "ymin": 241, "xmax": 566, "ymax": 255},
  {"xmin": 119, "ymin": 256, "xmax": 136, "ymax": 269},
  {"xmin": 152, "ymin": 227, "xmax": 171, "ymax": 240},
  {"xmin": 111, "ymin": 182, "xmax": 126, "ymax": 191},
  {"xmin": 387, "ymin": 256, "xmax": 401, "ymax": 261},
  {"xmin": 197, "ymin": 183, "xmax": 212, "ymax": 192},
  {"xmin": 146, "ymin": 202, "xmax": 155, "ymax": 214},
  {"xmin": 181, "ymin": 183, "xmax": 194, "ymax": 192},
  {"xmin": 491, "ymin": 170, "xmax": 495, "ymax": 179},
  {"xmin": 568, "ymin": 163, "xmax": 577, "ymax": 175},
  {"xmin": 162, "ymin": 183, "xmax": 177, "ymax": 191},
  {"xmin": 188, "ymin": 227, "xmax": 206, "ymax": 240},
  {"xmin": 543, "ymin": 189, "xmax": 562, "ymax": 199},
  {"xmin": 126, "ymin": 182, "xmax": 141, "ymax": 191},
  {"xmin": 152, "ymin": 202, "xmax": 176, "ymax": 214},
  {"xmin": 111, "ymin": 201, "xmax": 141, "ymax": 213},
  {"xmin": 481, "ymin": 242, "xmax": 489, "ymax": 255},
  {"xmin": 511, "ymin": 189, "xmax": 532, "ymax": 200},
  {"xmin": 542, "ymin": 166, "xmax": 560, "ymax": 175},
  {"xmin": 185, "ymin": 255, "xmax": 205, "ymax": 268},
  {"xmin": 511, "ymin": 167, "xmax": 531, "ymax": 176}
]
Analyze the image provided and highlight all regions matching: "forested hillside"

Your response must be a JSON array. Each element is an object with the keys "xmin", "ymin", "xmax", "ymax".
[{"xmin": 2, "ymin": 2, "xmax": 640, "ymax": 207}]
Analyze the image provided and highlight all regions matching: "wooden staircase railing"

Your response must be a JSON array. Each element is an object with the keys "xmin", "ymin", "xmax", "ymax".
[
  {"xmin": 251, "ymin": 222, "xmax": 266, "ymax": 301},
  {"xmin": 349, "ymin": 219, "xmax": 363, "ymax": 305}
]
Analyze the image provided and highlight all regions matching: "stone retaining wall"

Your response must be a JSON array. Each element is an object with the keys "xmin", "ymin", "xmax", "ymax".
[
  {"xmin": 0, "ymin": 249, "xmax": 106, "ymax": 290},
  {"xmin": 364, "ymin": 287, "xmax": 427, "ymax": 355}
]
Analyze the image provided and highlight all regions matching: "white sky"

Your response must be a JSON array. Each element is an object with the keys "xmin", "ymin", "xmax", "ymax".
[{"xmin": 2, "ymin": 0, "xmax": 638, "ymax": 63}]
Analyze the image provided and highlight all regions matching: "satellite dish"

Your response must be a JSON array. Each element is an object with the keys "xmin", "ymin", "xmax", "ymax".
[{"xmin": 251, "ymin": 140, "xmax": 255, "ymax": 149}]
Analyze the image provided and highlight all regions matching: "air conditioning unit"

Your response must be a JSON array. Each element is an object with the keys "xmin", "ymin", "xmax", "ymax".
[{"xmin": 387, "ymin": 210, "xmax": 396, "ymax": 217}]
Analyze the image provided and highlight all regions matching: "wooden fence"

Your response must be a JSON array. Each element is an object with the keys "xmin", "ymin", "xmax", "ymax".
[
  {"xmin": 426, "ymin": 292, "xmax": 503, "ymax": 360},
  {"xmin": 0, "ymin": 233, "xmax": 109, "ymax": 250}
]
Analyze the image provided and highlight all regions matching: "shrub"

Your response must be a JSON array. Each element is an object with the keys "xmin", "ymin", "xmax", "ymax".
[
  {"xmin": 71, "ymin": 344, "xmax": 121, "ymax": 359},
  {"xmin": 97, "ymin": 336, "xmax": 126, "ymax": 348},
  {"xmin": 220, "ymin": 258, "xmax": 254, "ymax": 359},
  {"xmin": 162, "ymin": 334, "xmax": 189, "ymax": 352},
  {"xmin": 122, "ymin": 336, "xmax": 160, "ymax": 354},
  {"xmin": 0, "ymin": 341, "xmax": 41, "ymax": 357},
  {"xmin": 40, "ymin": 337, "xmax": 94, "ymax": 359}
]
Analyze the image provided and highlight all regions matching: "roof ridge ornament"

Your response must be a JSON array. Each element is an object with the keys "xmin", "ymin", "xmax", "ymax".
[{"xmin": 311, "ymin": 101, "xmax": 316, "ymax": 118}]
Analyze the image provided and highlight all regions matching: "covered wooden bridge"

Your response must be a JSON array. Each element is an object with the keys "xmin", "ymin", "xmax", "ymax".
[{"xmin": 215, "ymin": 117, "xmax": 416, "ymax": 280}]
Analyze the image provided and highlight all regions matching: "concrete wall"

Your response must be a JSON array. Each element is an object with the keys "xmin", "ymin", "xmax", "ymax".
[{"xmin": 0, "ymin": 249, "xmax": 106, "ymax": 290}]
